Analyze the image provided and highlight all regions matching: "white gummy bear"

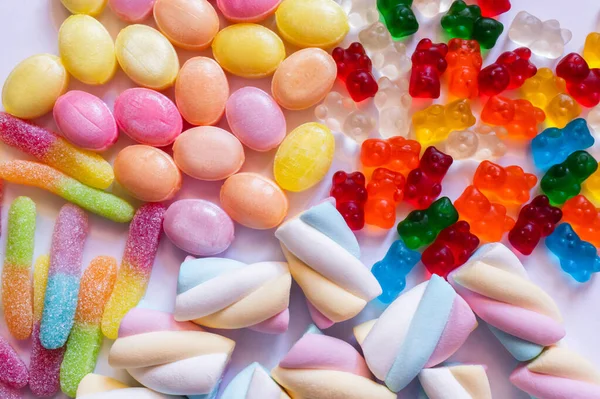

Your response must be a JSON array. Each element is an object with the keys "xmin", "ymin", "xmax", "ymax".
[
  {"xmin": 508, "ymin": 11, "xmax": 572, "ymax": 59},
  {"xmin": 359, "ymin": 21, "xmax": 393, "ymax": 53},
  {"xmin": 444, "ymin": 125, "xmax": 507, "ymax": 160},
  {"xmin": 315, "ymin": 92, "xmax": 374, "ymax": 143},
  {"xmin": 588, "ymin": 106, "xmax": 600, "ymax": 134},
  {"xmin": 346, "ymin": 0, "xmax": 379, "ymax": 29},
  {"xmin": 374, "ymin": 77, "xmax": 412, "ymax": 138},
  {"xmin": 413, "ymin": 0, "xmax": 452, "ymax": 18},
  {"xmin": 343, "ymin": 111, "xmax": 376, "ymax": 143},
  {"xmin": 359, "ymin": 22, "xmax": 412, "ymax": 80}
]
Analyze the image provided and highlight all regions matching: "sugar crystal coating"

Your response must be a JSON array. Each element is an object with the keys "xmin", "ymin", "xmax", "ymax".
[{"xmin": 0, "ymin": 335, "xmax": 28, "ymax": 389}]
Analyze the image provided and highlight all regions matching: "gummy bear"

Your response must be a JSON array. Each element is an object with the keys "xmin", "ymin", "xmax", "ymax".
[
  {"xmin": 404, "ymin": 146, "xmax": 453, "ymax": 209},
  {"xmin": 546, "ymin": 93, "xmax": 581, "ymax": 128},
  {"xmin": 397, "ymin": 196, "xmax": 458, "ymax": 249},
  {"xmin": 443, "ymin": 125, "xmax": 507, "ymax": 160},
  {"xmin": 446, "ymin": 39, "xmax": 482, "ymax": 98},
  {"xmin": 441, "ymin": 0, "xmax": 504, "ymax": 49},
  {"xmin": 412, "ymin": 99, "xmax": 476, "ymax": 146},
  {"xmin": 377, "ymin": 0, "xmax": 419, "ymax": 39},
  {"xmin": 330, "ymin": 171, "xmax": 368, "ymax": 231},
  {"xmin": 478, "ymin": 48, "xmax": 537, "ymax": 96},
  {"xmin": 508, "ymin": 195, "xmax": 562, "ymax": 255},
  {"xmin": 590, "ymin": 106, "xmax": 600, "ymax": 134},
  {"xmin": 374, "ymin": 77, "xmax": 412, "ymax": 138},
  {"xmin": 540, "ymin": 150, "xmax": 598, "ymax": 206},
  {"xmin": 332, "ymin": 42, "xmax": 379, "ymax": 102},
  {"xmin": 473, "ymin": 160, "xmax": 538, "ymax": 206},
  {"xmin": 584, "ymin": 167, "xmax": 600, "ymax": 205},
  {"xmin": 421, "ymin": 221, "xmax": 480, "ymax": 277},
  {"xmin": 372, "ymin": 239, "xmax": 421, "ymax": 303},
  {"xmin": 365, "ymin": 167, "xmax": 405, "ymax": 229},
  {"xmin": 455, "ymin": 185, "xmax": 515, "ymax": 242},
  {"xmin": 546, "ymin": 223, "xmax": 600, "ymax": 283},
  {"xmin": 359, "ymin": 23, "xmax": 412, "ymax": 80},
  {"xmin": 561, "ymin": 195, "xmax": 600, "ymax": 248},
  {"xmin": 360, "ymin": 136, "xmax": 421, "ymax": 176},
  {"xmin": 477, "ymin": 0, "xmax": 510, "ymax": 17},
  {"xmin": 359, "ymin": 21, "xmax": 393, "ymax": 53},
  {"xmin": 314, "ymin": 92, "xmax": 376, "ymax": 143},
  {"xmin": 520, "ymin": 68, "xmax": 565, "ymax": 109},
  {"xmin": 531, "ymin": 118, "xmax": 594, "ymax": 170},
  {"xmin": 481, "ymin": 96, "xmax": 546, "ymax": 139},
  {"xmin": 409, "ymin": 38, "xmax": 449, "ymax": 99},
  {"xmin": 584, "ymin": 32, "xmax": 600, "ymax": 69},
  {"xmin": 556, "ymin": 53, "xmax": 600, "ymax": 108},
  {"xmin": 413, "ymin": 0, "xmax": 452, "ymax": 17},
  {"xmin": 345, "ymin": 0, "xmax": 380, "ymax": 28},
  {"xmin": 508, "ymin": 11, "xmax": 572, "ymax": 60}
]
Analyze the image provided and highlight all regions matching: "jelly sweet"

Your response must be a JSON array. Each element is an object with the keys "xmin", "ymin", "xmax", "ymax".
[
  {"xmin": 531, "ymin": 118, "xmax": 594, "ymax": 170},
  {"xmin": 412, "ymin": 99, "xmax": 476, "ymax": 146},
  {"xmin": 365, "ymin": 168, "xmax": 405, "ymax": 229},
  {"xmin": 410, "ymin": 39, "xmax": 449, "ymax": 99},
  {"xmin": 153, "ymin": 0, "xmax": 219, "ymax": 50},
  {"xmin": 332, "ymin": 42, "xmax": 379, "ymax": 102},
  {"xmin": 478, "ymin": 47, "xmax": 537, "ymax": 96},
  {"xmin": 481, "ymin": 96, "xmax": 545, "ymax": 139},
  {"xmin": 584, "ymin": 32, "xmax": 600, "ymax": 69},
  {"xmin": 441, "ymin": 0, "xmax": 504, "ymax": 49},
  {"xmin": 473, "ymin": 160, "xmax": 538, "ymax": 207},
  {"xmin": 446, "ymin": 39, "xmax": 482, "ymax": 98},
  {"xmin": 508, "ymin": 11, "xmax": 572, "ymax": 59},
  {"xmin": 372, "ymin": 240, "xmax": 421, "ymax": 303},
  {"xmin": 404, "ymin": 146, "xmax": 453, "ymax": 209},
  {"xmin": 314, "ymin": 91, "xmax": 376, "ymax": 143},
  {"xmin": 540, "ymin": 150, "xmax": 598, "ymax": 206},
  {"xmin": 509, "ymin": 195, "xmax": 562, "ymax": 255},
  {"xmin": 556, "ymin": 52, "xmax": 600, "ymax": 108},
  {"xmin": 377, "ymin": 0, "xmax": 419, "ymax": 39},
  {"xmin": 546, "ymin": 223, "xmax": 600, "ymax": 282},
  {"xmin": 330, "ymin": 171, "xmax": 368, "ymax": 230},
  {"xmin": 374, "ymin": 77, "xmax": 412, "ymax": 138},
  {"xmin": 562, "ymin": 195, "xmax": 600, "ymax": 248},
  {"xmin": 422, "ymin": 221, "xmax": 480, "ymax": 277},
  {"xmin": 397, "ymin": 196, "xmax": 458, "ymax": 249},
  {"xmin": 360, "ymin": 136, "xmax": 421, "ymax": 176},
  {"xmin": 478, "ymin": 0, "xmax": 510, "ymax": 17},
  {"xmin": 443, "ymin": 125, "xmax": 507, "ymax": 161},
  {"xmin": 413, "ymin": 0, "xmax": 452, "ymax": 17},
  {"xmin": 358, "ymin": 22, "xmax": 411, "ymax": 81}
]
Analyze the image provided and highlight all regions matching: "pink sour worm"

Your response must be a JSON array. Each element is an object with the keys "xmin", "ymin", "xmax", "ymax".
[
  {"xmin": 0, "ymin": 160, "xmax": 135, "ymax": 223},
  {"xmin": 40, "ymin": 204, "xmax": 89, "ymax": 350},
  {"xmin": 0, "ymin": 112, "xmax": 114, "ymax": 190},
  {"xmin": 2, "ymin": 197, "xmax": 36, "ymax": 340},
  {"xmin": 0, "ymin": 335, "xmax": 29, "ymax": 396},
  {"xmin": 29, "ymin": 255, "xmax": 65, "ymax": 398},
  {"xmin": 60, "ymin": 256, "xmax": 117, "ymax": 397},
  {"xmin": 101, "ymin": 203, "xmax": 167, "ymax": 339}
]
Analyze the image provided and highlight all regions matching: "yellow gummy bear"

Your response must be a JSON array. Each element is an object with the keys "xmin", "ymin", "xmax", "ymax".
[
  {"xmin": 412, "ymin": 99, "xmax": 476, "ymax": 146},
  {"xmin": 584, "ymin": 32, "xmax": 600, "ymax": 69},
  {"xmin": 584, "ymin": 168, "xmax": 600, "ymax": 206},
  {"xmin": 545, "ymin": 93, "xmax": 581, "ymax": 128}
]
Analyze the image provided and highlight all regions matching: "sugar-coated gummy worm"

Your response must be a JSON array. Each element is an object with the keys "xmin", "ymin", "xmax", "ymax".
[
  {"xmin": 29, "ymin": 255, "xmax": 65, "ymax": 397},
  {"xmin": 60, "ymin": 256, "xmax": 117, "ymax": 397},
  {"xmin": 2, "ymin": 197, "xmax": 35, "ymax": 340},
  {"xmin": 0, "ymin": 160, "xmax": 135, "ymax": 223},
  {"xmin": 101, "ymin": 203, "xmax": 166, "ymax": 339},
  {"xmin": 0, "ymin": 112, "xmax": 114, "ymax": 189},
  {"xmin": 40, "ymin": 204, "xmax": 89, "ymax": 350},
  {"xmin": 0, "ymin": 335, "xmax": 29, "ymax": 390}
]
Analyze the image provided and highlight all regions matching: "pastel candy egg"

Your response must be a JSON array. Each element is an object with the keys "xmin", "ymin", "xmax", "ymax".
[
  {"xmin": 220, "ymin": 173, "xmax": 288, "ymax": 230},
  {"xmin": 176, "ymin": 57, "xmax": 229, "ymax": 126},
  {"xmin": 58, "ymin": 15, "xmax": 117, "ymax": 85},
  {"xmin": 173, "ymin": 126, "xmax": 244, "ymax": 181},
  {"xmin": 53, "ymin": 91, "xmax": 118, "ymax": 151},
  {"xmin": 226, "ymin": 87, "xmax": 286, "ymax": 152},
  {"xmin": 109, "ymin": 0, "xmax": 155, "ymax": 22},
  {"xmin": 274, "ymin": 122, "xmax": 334, "ymax": 192},
  {"xmin": 271, "ymin": 48, "xmax": 336, "ymax": 110},
  {"xmin": 216, "ymin": 0, "xmax": 282, "ymax": 22},
  {"xmin": 61, "ymin": 0, "xmax": 107, "ymax": 15},
  {"xmin": 115, "ymin": 24, "xmax": 179, "ymax": 90},
  {"xmin": 154, "ymin": 0, "xmax": 219, "ymax": 51},
  {"xmin": 114, "ymin": 88, "xmax": 182, "ymax": 146},
  {"xmin": 114, "ymin": 145, "xmax": 182, "ymax": 202},
  {"xmin": 212, "ymin": 24, "xmax": 285, "ymax": 78},
  {"xmin": 164, "ymin": 199, "xmax": 235, "ymax": 256},
  {"xmin": 275, "ymin": 0, "xmax": 349, "ymax": 48},
  {"xmin": 2, "ymin": 54, "xmax": 69, "ymax": 119}
]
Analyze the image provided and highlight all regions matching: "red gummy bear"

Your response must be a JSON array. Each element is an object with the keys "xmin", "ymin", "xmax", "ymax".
[
  {"xmin": 481, "ymin": 96, "xmax": 545, "ymax": 139},
  {"xmin": 330, "ymin": 171, "xmax": 368, "ymax": 231},
  {"xmin": 410, "ymin": 38, "xmax": 449, "ymax": 99},
  {"xmin": 404, "ymin": 146, "xmax": 453, "ymax": 209},
  {"xmin": 478, "ymin": 0, "xmax": 511, "ymax": 17},
  {"xmin": 360, "ymin": 136, "xmax": 421, "ymax": 176},
  {"xmin": 422, "ymin": 221, "xmax": 480, "ymax": 278},
  {"xmin": 478, "ymin": 47, "xmax": 537, "ymax": 96},
  {"xmin": 473, "ymin": 160, "xmax": 538, "ymax": 207},
  {"xmin": 556, "ymin": 53, "xmax": 600, "ymax": 108},
  {"xmin": 446, "ymin": 39, "xmax": 483, "ymax": 99},
  {"xmin": 332, "ymin": 42, "xmax": 378, "ymax": 102},
  {"xmin": 508, "ymin": 195, "xmax": 563, "ymax": 255},
  {"xmin": 364, "ymin": 168, "xmax": 405, "ymax": 229}
]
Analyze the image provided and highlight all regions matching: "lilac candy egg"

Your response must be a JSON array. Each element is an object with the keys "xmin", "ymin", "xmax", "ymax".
[
  {"xmin": 114, "ymin": 88, "xmax": 183, "ymax": 147},
  {"xmin": 226, "ymin": 87, "xmax": 286, "ymax": 152},
  {"xmin": 217, "ymin": 0, "xmax": 282, "ymax": 22},
  {"xmin": 163, "ymin": 199, "xmax": 235, "ymax": 256},
  {"xmin": 53, "ymin": 91, "xmax": 118, "ymax": 151}
]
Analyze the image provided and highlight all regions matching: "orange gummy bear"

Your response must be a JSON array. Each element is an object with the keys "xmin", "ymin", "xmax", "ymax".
[
  {"xmin": 365, "ymin": 168, "xmax": 405, "ymax": 229},
  {"xmin": 360, "ymin": 137, "xmax": 421, "ymax": 177},
  {"xmin": 562, "ymin": 194, "xmax": 600, "ymax": 247},
  {"xmin": 473, "ymin": 160, "xmax": 538, "ymax": 207},
  {"xmin": 481, "ymin": 96, "xmax": 546, "ymax": 139},
  {"xmin": 446, "ymin": 39, "xmax": 483, "ymax": 99}
]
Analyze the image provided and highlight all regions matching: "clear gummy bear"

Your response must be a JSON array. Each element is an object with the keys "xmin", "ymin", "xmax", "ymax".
[
  {"xmin": 589, "ymin": 106, "xmax": 600, "ymax": 134},
  {"xmin": 444, "ymin": 125, "xmax": 507, "ymax": 160},
  {"xmin": 344, "ymin": 0, "xmax": 379, "ymax": 28},
  {"xmin": 315, "ymin": 92, "xmax": 375, "ymax": 143},
  {"xmin": 359, "ymin": 22, "xmax": 412, "ymax": 80},
  {"xmin": 374, "ymin": 77, "xmax": 412, "ymax": 138},
  {"xmin": 413, "ymin": 0, "xmax": 452, "ymax": 18},
  {"xmin": 508, "ymin": 11, "xmax": 572, "ymax": 59}
]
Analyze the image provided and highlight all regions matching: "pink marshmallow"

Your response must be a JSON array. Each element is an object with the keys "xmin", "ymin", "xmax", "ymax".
[
  {"xmin": 118, "ymin": 308, "xmax": 203, "ymax": 338},
  {"xmin": 249, "ymin": 308, "xmax": 290, "ymax": 334},
  {"xmin": 511, "ymin": 365, "xmax": 600, "ymax": 399}
]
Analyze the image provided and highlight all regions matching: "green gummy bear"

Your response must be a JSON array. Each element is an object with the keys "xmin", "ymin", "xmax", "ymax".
[
  {"xmin": 441, "ymin": 0, "xmax": 503, "ymax": 49},
  {"xmin": 6, "ymin": 197, "xmax": 36, "ymax": 266},
  {"xmin": 60, "ymin": 324, "xmax": 103, "ymax": 398},
  {"xmin": 377, "ymin": 0, "xmax": 419, "ymax": 39},
  {"xmin": 541, "ymin": 151, "xmax": 598, "ymax": 206},
  {"xmin": 397, "ymin": 197, "xmax": 459, "ymax": 249},
  {"xmin": 473, "ymin": 17, "xmax": 504, "ymax": 49}
]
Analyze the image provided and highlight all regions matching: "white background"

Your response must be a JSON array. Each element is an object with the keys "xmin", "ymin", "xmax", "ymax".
[{"xmin": 1, "ymin": 0, "xmax": 600, "ymax": 398}]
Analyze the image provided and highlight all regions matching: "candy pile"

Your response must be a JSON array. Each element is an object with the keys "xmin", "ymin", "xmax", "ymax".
[{"xmin": 0, "ymin": 0, "xmax": 599, "ymax": 398}]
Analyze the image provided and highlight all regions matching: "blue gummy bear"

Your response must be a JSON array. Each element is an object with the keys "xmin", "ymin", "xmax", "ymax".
[
  {"xmin": 372, "ymin": 239, "xmax": 421, "ymax": 303},
  {"xmin": 531, "ymin": 118, "xmax": 594, "ymax": 170},
  {"xmin": 546, "ymin": 223, "xmax": 600, "ymax": 283}
]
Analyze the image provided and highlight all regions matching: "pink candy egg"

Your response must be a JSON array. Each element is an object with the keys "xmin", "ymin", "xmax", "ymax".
[
  {"xmin": 217, "ymin": 0, "xmax": 282, "ymax": 22},
  {"xmin": 53, "ymin": 91, "xmax": 118, "ymax": 151},
  {"xmin": 226, "ymin": 87, "xmax": 286, "ymax": 152},
  {"xmin": 109, "ymin": 0, "xmax": 155, "ymax": 23},
  {"xmin": 163, "ymin": 199, "xmax": 235, "ymax": 256},
  {"xmin": 154, "ymin": 0, "xmax": 219, "ymax": 51},
  {"xmin": 114, "ymin": 88, "xmax": 182, "ymax": 147}
]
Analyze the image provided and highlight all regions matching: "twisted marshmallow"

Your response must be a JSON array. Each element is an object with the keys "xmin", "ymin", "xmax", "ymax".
[
  {"xmin": 76, "ymin": 374, "xmax": 182, "ymax": 398},
  {"xmin": 275, "ymin": 202, "xmax": 381, "ymax": 328},
  {"xmin": 448, "ymin": 243, "xmax": 565, "ymax": 361},
  {"xmin": 353, "ymin": 275, "xmax": 477, "ymax": 393},
  {"xmin": 108, "ymin": 308, "xmax": 235, "ymax": 398},
  {"xmin": 419, "ymin": 365, "xmax": 492, "ymax": 399},
  {"xmin": 221, "ymin": 362, "xmax": 289, "ymax": 399},
  {"xmin": 174, "ymin": 257, "xmax": 291, "ymax": 334}
]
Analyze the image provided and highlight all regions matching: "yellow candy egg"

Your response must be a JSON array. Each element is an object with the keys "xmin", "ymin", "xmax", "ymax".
[
  {"xmin": 212, "ymin": 24, "xmax": 285, "ymax": 78},
  {"xmin": 115, "ymin": 25, "xmax": 179, "ymax": 90},
  {"xmin": 60, "ymin": 0, "xmax": 107, "ymax": 16},
  {"xmin": 2, "ymin": 54, "xmax": 69, "ymax": 119},
  {"xmin": 59, "ymin": 15, "xmax": 117, "ymax": 85},
  {"xmin": 274, "ymin": 122, "xmax": 335, "ymax": 192},
  {"xmin": 275, "ymin": 0, "xmax": 349, "ymax": 48}
]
